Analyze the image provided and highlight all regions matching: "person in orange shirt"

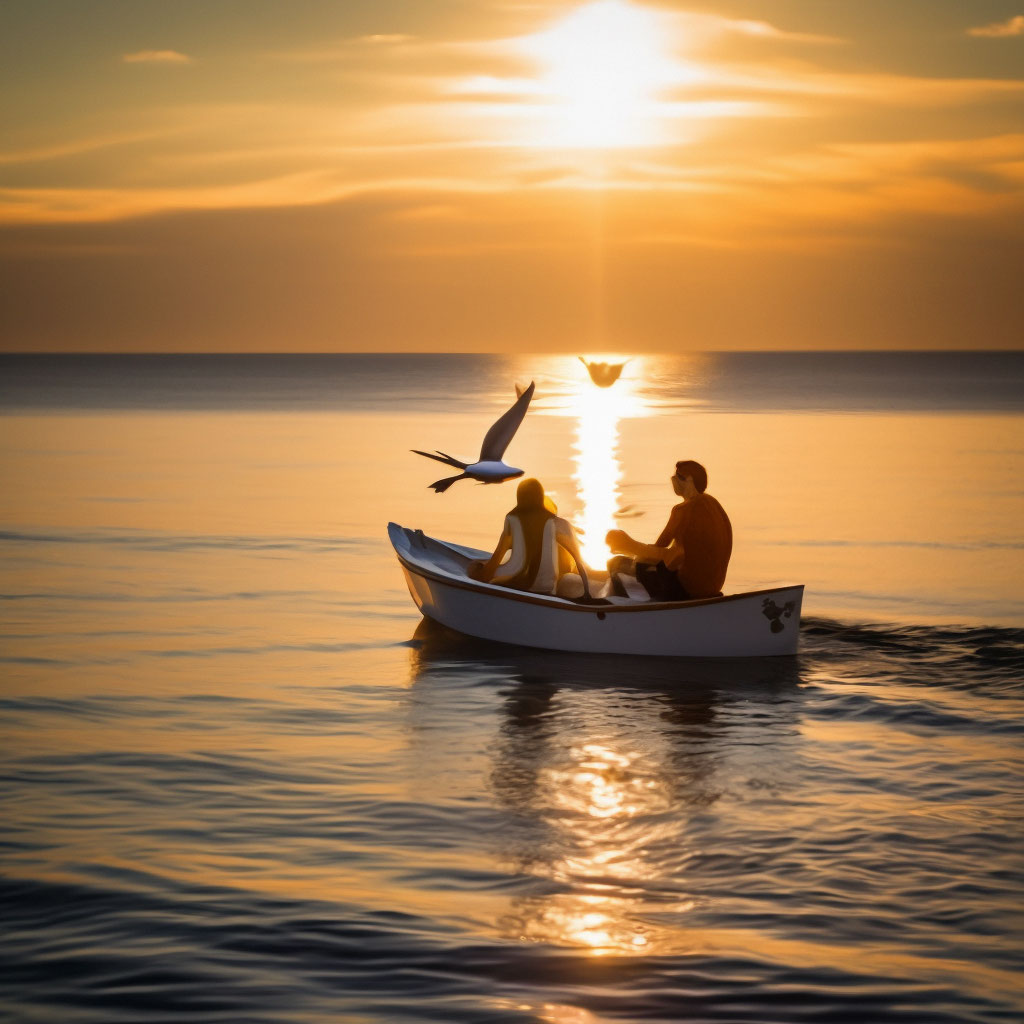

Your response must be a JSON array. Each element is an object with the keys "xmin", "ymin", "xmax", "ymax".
[{"xmin": 606, "ymin": 460, "xmax": 732, "ymax": 601}]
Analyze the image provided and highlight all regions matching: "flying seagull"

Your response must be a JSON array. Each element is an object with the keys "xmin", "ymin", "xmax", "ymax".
[
  {"xmin": 579, "ymin": 356, "xmax": 627, "ymax": 388},
  {"xmin": 413, "ymin": 381, "xmax": 535, "ymax": 493}
]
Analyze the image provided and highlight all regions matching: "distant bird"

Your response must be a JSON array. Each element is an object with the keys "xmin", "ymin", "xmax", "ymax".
[
  {"xmin": 413, "ymin": 381, "xmax": 535, "ymax": 493},
  {"xmin": 579, "ymin": 357, "xmax": 627, "ymax": 388},
  {"xmin": 614, "ymin": 503, "xmax": 644, "ymax": 519}
]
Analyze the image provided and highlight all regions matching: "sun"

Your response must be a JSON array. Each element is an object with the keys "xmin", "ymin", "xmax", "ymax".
[{"xmin": 525, "ymin": 1, "xmax": 678, "ymax": 148}]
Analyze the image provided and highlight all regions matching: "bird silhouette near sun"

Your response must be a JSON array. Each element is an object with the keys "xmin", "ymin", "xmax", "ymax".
[{"xmin": 579, "ymin": 356, "xmax": 628, "ymax": 388}]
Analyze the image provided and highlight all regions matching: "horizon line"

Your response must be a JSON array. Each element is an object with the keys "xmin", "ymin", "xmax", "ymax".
[{"xmin": 2, "ymin": 348, "xmax": 1022, "ymax": 357}]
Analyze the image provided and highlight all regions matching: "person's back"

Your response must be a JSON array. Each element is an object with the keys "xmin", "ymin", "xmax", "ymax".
[
  {"xmin": 494, "ymin": 509, "xmax": 556, "ymax": 591},
  {"xmin": 660, "ymin": 491, "xmax": 731, "ymax": 597},
  {"xmin": 490, "ymin": 478, "xmax": 556, "ymax": 591},
  {"xmin": 606, "ymin": 459, "xmax": 732, "ymax": 601},
  {"xmin": 470, "ymin": 478, "xmax": 591, "ymax": 597}
]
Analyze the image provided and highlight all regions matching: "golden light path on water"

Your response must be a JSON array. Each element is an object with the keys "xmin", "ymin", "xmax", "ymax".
[
  {"xmin": 538, "ymin": 739, "xmax": 674, "ymax": 955},
  {"xmin": 496, "ymin": 726, "xmax": 687, "ymax": 960},
  {"xmin": 563, "ymin": 357, "xmax": 649, "ymax": 567}
]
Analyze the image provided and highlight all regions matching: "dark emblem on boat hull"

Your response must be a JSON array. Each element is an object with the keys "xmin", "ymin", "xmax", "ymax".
[{"xmin": 762, "ymin": 598, "xmax": 796, "ymax": 633}]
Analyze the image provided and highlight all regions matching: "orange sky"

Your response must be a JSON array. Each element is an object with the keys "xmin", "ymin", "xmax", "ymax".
[{"xmin": 1, "ymin": 0, "xmax": 1023, "ymax": 351}]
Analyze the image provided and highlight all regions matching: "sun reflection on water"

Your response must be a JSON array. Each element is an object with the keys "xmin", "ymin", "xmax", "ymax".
[
  {"xmin": 565, "ymin": 357, "xmax": 648, "ymax": 566},
  {"xmin": 499, "ymin": 728, "xmax": 688, "ymax": 957}
]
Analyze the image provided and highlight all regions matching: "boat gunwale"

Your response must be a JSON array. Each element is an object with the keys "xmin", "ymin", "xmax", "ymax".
[{"xmin": 395, "ymin": 546, "xmax": 804, "ymax": 616}]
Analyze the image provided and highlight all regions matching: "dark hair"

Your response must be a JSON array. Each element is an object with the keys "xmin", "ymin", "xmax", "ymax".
[{"xmin": 675, "ymin": 460, "xmax": 708, "ymax": 493}]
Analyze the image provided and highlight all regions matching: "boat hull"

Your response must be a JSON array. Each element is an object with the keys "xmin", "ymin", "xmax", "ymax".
[{"xmin": 390, "ymin": 523, "xmax": 803, "ymax": 658}]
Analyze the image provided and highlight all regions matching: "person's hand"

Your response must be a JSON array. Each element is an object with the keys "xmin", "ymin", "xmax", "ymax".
[{"xmin": 606, "ymin": 529, "xmax": 629, "ymax": 552}]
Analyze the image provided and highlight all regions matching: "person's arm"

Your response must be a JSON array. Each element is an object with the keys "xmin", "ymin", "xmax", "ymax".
[
  {"xmin": 654, "ymin": 505, "xmax": 683, "ymax": 547},
  {"xmin": 648, "ymin": 505, "xmax": 686, "ymax": 566},
  {"xmin": 606, "ymin": 527, "xmax": 678, "ymax": 567},
  {"xmin": 556, "ymin": 524, "xmax": 591, "ymax": 597},
  {"xmin": 468, "ymin": 522, "xmax": 512, "ymax": 582},
  {"xmin": 664, "ymin": 545, "xmax": 685, "ymax": 570}
]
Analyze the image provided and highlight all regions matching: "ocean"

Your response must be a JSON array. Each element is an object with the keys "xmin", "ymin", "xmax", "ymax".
[{"xmin": 1, "ymin": 351, "xmax": 1022, "ymax": 1023}]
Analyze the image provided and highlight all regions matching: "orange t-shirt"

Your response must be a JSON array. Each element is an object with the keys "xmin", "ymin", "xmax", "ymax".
[{"xmin": 656, "ymin": 493, "xmax": 732, "ymax": 598}]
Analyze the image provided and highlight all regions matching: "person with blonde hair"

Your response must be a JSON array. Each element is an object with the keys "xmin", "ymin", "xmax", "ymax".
[{"xmin": 468, "ymin": 478, "xmax": 592, "ymax": 599}]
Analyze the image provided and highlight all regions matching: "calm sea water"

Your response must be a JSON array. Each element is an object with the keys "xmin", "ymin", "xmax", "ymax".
[{"xmin": 1, "ymin": 352, "xmax": 1023, "ymax": 1023}]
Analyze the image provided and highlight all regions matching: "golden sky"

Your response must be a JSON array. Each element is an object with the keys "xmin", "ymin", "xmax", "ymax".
[{"xmin": 1, "ymin": 0, "xmax": 1023, "ymax": 351}]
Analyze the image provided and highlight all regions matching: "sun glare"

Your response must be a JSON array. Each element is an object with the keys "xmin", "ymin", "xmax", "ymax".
[
  {"xmin": 564, "ymin": 356, "xmax": 647, "ymax": 565},
  {"xmin": 526, "ymin": 1, "xmax": 679, "ymax": 148}
]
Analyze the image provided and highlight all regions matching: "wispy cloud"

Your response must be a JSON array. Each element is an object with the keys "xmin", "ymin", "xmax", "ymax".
[
  {"xmin": 122, "ymin": 50, "xmax": 193, "ymax": 64},
  {"xmin": 0, "ymin": 129, "xmax": 177, "ymax": 166},
  {"xmin": 700, "ymin": 65, "xmax": 1024, "ymax": 107},
  {"xmin": 0, "ymin": 4, "xmax": 1019, "ymax": 239},
  {"xmin": 967, "ymin": 15, "xmax": 1024, "ymax": 38},
  {"xmin": 357, "ymin": 34, "xmax": 414, "ymax": 45},
  {"xmin": 0, "ymin": 171, "xmax": 350, "ymax": 225},
  {"xmin": 706, "ymin": 17, "xmax": 844, "ymax": 46},
  {"xmin": 741, "ymin": 135, "xmax": 1024, "ymax": 217}
]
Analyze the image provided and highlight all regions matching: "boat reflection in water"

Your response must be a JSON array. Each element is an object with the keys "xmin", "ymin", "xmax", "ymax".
[{"xmin": 406, "ymin": 619, "xmax": 802, "ymax": 958}]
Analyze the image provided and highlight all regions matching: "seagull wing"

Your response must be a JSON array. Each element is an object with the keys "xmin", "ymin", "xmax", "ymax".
[
  {"xmin": 478, "ymin": 381, "xmax": 534, "ymax": 462},
  {"xmin": 412, "ymin": 449, "xmax": 467, "ymax": 469}
]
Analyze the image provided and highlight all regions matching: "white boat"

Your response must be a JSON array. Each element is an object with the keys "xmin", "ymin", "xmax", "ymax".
[{"xmin": 389, "ymin": 523, "xmax": 804, "ymax": 658}]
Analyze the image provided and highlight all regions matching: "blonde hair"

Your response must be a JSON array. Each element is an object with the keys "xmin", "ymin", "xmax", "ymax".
[{"xmin": 514, "ymin": 477, "xmax": 546, "ymax": 513}]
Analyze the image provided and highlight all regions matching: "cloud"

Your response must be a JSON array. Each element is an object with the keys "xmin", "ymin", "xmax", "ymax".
[
  {"xmin": 1, "ymin": 3, "xmax": 1020, "ymax": 238},
  {"xmin": 122, "ymin": 50, "xmax": 193, "ymax": 64},
  {"xmin": 3, "ymin": 181, "xmax": 1022, "ymax": 353},
  {"xmin": 357, "ymin": 34, "xmax": 414, "ymax": 45},
  {"xmin": 717, "ymin": 18, "xmax": 844, "ymax": 46},
  {"xmin": 0, "ymin": 130, "xmax": 175, "ymax": 166},
  {"xmin": 967, "ymin": 15, "xmax": 1024, "ymax": 37},
  {"xmin": 702, "ymin": 65, "xmax": 1024, "ymax": 107},
  {"xmin": 737, "ymin": 135, "xmax": 1024, "ymax": 224},
  {"xmin": 0, "ymin": 170, "xmax": 351, "ymax": 225}
]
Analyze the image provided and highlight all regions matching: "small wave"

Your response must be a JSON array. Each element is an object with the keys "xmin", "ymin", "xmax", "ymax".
[
  {"xmin": 0, "ymin": 528, "xmax": 369, "ymax": 553},
  {"xmin": 800, "ymin": 618, "xmax": 1024, "ymax": 691},
  {"xmin": 803, "ymin": 617, "xmax": 1024, "ymax": 656},
  {"xmin": 0, "ymin": 589, "xmax": 399, "ymax": 605},
  {"xmin": 773, "ymin": 537, "xmax": 1024, "ymax": 552},
  {"xmin": 143, "ymin": 639, "xmax": 387, "ymax": 659},
  {"xmin": 2, "ymin": 875, "xmax": 1018, "ymax": 1024}
]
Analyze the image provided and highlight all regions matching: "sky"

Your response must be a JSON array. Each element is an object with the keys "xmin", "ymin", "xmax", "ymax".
[{"xmin": 1, "ymin": 0, "xmax": 1023, "ymax": 352}]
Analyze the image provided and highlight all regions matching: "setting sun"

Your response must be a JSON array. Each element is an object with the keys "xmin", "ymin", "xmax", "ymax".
[{"xmin": 524, "ymin": 1, "xmax": 679, "ymax": 148}]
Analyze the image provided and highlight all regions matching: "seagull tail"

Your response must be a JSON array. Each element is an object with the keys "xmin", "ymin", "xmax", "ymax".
[
  {"xmin": 411, "ymin": 449, "xmax": 467, "ymax": 469},
  {"xmin": 430, "ymin": 473, "xmax": 467, "ymax": 493}
]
